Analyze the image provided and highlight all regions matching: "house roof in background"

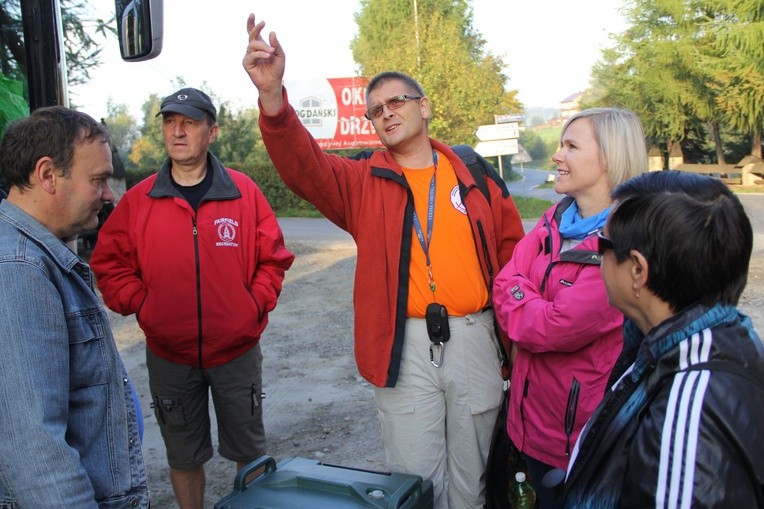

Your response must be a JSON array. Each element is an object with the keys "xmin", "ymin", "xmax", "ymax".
[{"xmin": 561, "ymin": 92, "xmax": 583, "ymax": 103}]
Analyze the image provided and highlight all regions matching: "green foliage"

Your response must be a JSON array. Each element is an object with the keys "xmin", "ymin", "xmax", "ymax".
[
  {"xmin": 128, "ymin": 94, "xmax": 165, "ymax": 172},
  {"xmin": 59, "ymin": 0, "xmax": 114, "ymax": 88},
  {"xmin": 232, "ymin": 161, "xmax": 320, "ymax": 217},
  {"xmin": 125, "ymin": 167, "xmax": 156, "ymax": 189},
  {"xmin": 586, "ymin": 0, "xmax": 764, "ymax": 159},
  {"xmin": 536, "ymin": 125, "xmax": 561, "ymax": 145},
  {"xmin": 0, "ymin": 0, "xmax": 113, "ymax": 103},
  {"xmin": 103, "ymin": 100, "xmax": 140, "ymax": 160},
  {"xmin": 0, "ymin": 76, "xmax": 27, "ymax": 134},
  {"xmin": 519, "ymin": 129, "xmax": 550, "ymax": 164},
  {"xmin": 519, "ymin": 125, "xmax": 561, "ymax": 169},
  {"xmin": 512, "ymin": 196, "xmax": 554, "ymax": 219},
  {"xmin": 351, "ymin": 0, "xmax": 521, "ymax": 144},
  {"xmin": 213, "ymin": 106, "xmax": 257, "ymax": 164}
]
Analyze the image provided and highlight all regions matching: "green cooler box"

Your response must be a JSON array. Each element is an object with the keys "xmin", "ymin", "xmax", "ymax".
[{"xmin": 214, "ymin": 455, "xmax": 433, "ymax": 509}]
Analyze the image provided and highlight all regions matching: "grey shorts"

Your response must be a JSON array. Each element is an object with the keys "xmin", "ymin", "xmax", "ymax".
[{"xmin": 146, "ymin": 344, "xmax": 265, "ymax": 470}]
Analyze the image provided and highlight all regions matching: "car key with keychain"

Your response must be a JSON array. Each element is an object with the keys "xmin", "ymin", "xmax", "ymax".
[{"xmin": 426, "ymin": 302, "xmax": 450, "ymax": 367}]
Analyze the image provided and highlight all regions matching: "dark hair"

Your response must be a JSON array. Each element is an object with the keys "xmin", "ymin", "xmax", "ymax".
[
  {"xmin": 0, "ymin": 106, "xmax": 110, "ymax": 190},
  {"xmin": 365, "ymin": 71, "xmax": 426, "ymax": 103},
  {"xmin": 609, "ymin": 170, "xmax": 752, "ymax": 310}
]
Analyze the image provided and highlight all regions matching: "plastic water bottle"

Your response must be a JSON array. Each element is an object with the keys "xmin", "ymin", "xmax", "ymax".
[{"xmin": 507, "ymin": 471, "xmax": 536, "ymax": 509}]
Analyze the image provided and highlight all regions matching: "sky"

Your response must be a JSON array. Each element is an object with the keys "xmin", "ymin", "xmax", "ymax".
[{"xmin": 73, "ymin": 0, "xmax": 627, "ymax": 123}]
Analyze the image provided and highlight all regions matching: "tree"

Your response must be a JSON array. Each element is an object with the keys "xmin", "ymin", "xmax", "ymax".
[
  {"xmin": 212, "ymin": 105, "xmax": 271, "ymax": 170},
  {"xmin": 128, "ymin": 93, "xmax": 165, "ymax": 176},
  {"xmin": 705, "ymin": 0, "xmax": 764, "ymax": 158},
  {"xmin": 102, "ymin": 100, "xmax": 140, "ymax": 160},
  {"xmin": 0, "ymin": 0, "xmax": 113, "ymax": 98},
  {"xmin": 586, "ymin": 0, "xmax": 717, "ymax": 160},
  {"xmin": 519, "ymin": 129, "xmax": 550, "ymax": 164},
  {"xmin": 587, "ymin": 0, "xmax": 763, "ymax": 161},
  {"xmin": 351, "ymin": 0, "xmax": 521, "ymax": 144}
]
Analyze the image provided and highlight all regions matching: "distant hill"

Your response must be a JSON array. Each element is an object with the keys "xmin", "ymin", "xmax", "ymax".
[{"xmin": 525, "ymin": 106, "xmax": 560, "ymax": 125}]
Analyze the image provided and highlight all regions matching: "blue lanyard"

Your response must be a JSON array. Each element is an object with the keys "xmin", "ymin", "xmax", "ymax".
[{"xmin": 411, "ymin": 150, "xmax": 438, "ymax": 293}]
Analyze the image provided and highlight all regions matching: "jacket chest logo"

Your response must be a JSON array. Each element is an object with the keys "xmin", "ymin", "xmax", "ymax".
[
  {"xmin": 449, "ymin": 185, "xmax": 467, "ymax": 215},
  {"xmin": 214, "ymin": 217, "xmax": 239, "ymax": 247}
]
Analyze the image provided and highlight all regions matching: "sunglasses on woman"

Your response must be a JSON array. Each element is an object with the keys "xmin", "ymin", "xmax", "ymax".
[{"xmin": 597, "ymin": 230, "xmax": 614, "ymax": 255}]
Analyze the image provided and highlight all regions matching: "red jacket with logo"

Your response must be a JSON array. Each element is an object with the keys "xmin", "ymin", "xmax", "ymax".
[
  {"xmin": 91, "ymin": 154, "xmax": 294, "ymax": 368},
  {"xmin": 259, "ymin": 89, "xmax": 524, "ymax": 387}
]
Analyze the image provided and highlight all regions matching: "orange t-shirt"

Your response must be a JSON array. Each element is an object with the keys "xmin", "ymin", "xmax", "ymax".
[{"xmin": 402, "ymin": 152, "xmax": 488, "ymax": 318}]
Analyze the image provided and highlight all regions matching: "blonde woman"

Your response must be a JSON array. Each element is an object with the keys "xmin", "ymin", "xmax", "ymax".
[{"xmin": 493, "ymin": 108, "xmax": 648, "ymax": 508}]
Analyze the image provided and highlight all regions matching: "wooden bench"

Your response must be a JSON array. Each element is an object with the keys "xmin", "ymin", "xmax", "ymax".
[{"xmin": 672, "ymin": 163, "xmax": 742, "ymax": 185}]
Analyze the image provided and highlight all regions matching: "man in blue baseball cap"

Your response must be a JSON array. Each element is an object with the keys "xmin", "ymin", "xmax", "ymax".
[{"xmin": 92, "ymin": 87, "xmax": 294, "ymax": 509}]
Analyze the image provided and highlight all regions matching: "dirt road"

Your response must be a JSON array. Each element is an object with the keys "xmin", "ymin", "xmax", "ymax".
[
  {"xmin": 110, "ymin": 233, "xmax": 380, "ymax": 507},
  {"xmin": 109, "ymin": 213, "xmax": 764, "ymax": 508}
]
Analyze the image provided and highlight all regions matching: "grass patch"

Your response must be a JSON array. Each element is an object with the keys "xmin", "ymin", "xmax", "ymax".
[
  {"xmin": 537, "ymin": 125, "xmax": 562, "ymax": 144},
  {"xmin": 513, "ymin": 196, "xmax": 554, "ymax": 219},
  {"xmin": 276, "ymin": 206, "xmax": 323, "ymax": 218}
]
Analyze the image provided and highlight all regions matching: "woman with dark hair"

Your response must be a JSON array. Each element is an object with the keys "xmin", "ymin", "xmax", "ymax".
[
  {"xmin": 564, "ymin": 170, "xmax": 764, "ymax": 508},
  {"xmin": 493, "ymin": 108, "xmax": 648, "ymax": 507}
]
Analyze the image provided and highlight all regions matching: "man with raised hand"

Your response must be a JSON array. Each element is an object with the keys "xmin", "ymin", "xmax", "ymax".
[{"xmin": 243, "ymin": 15, "xmax": 524, "ymax": 509}]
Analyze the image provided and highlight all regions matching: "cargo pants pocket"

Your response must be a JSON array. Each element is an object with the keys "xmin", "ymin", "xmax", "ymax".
[{"xmin": 151, "ymin": 394, "xmax": 187, "ymax": 428}]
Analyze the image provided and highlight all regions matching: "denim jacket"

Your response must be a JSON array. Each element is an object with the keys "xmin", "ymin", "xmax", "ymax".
[{"xmin": 0, "ymin": 201, "xmax": 149, "ymax": 508}]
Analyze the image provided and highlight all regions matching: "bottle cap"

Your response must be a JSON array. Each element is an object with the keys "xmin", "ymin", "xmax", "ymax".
[{"xmin": 515, "ymin": 472, "xmax": 526, "ymax": 482}]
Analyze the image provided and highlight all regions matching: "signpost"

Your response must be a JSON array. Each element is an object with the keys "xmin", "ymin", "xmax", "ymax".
[
  {"xmin": 511, "ymin": 144, "xmax": 533, "ymax": 173},
  {"xmin": 474, "ymin": 121, "xmax": 521, "ymax": 177},
  {"xmin": 475, "ymin": 123, "xmax": 519, "ymax": 141},
  {"xmin": 495, "ymin": 113, "xmax": 524, "ymax": 124},
  {"xmin": 474, "ymin": 139, "xmax": 519, "ymax": 158}
]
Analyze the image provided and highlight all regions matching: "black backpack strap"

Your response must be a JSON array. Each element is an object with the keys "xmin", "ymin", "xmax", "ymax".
[
  {"xmin": 451, "ymin": 145, "xmax": 513, "ymax": 380},
  {"xmin": 451, "ymin": 144, "xmax": 510, "ymax": 202}
]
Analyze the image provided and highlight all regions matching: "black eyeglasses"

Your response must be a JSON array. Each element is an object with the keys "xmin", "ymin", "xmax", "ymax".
[
  {"xmin": 364, "ymin": 95, "xmax": 423, "ymax": 120},
  {"xmin": 597, "ymin": 230, "xmax": 614, "ymax": 255}
]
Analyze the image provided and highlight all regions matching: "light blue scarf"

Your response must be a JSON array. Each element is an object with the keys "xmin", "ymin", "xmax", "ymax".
[{"xmin": 558, "ymin": 200, "xmax": 610, "ymax": 240}]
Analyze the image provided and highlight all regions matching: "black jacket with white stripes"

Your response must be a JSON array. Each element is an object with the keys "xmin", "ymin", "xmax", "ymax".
[{"xmin": 563, "ymin": 303, "xmax": 764, "ymax": 509}]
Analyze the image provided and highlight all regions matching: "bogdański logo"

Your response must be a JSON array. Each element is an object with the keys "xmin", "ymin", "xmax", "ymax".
[{"xmin": 214, "ymin": 217, "xmax": 239, "ymax": 247}]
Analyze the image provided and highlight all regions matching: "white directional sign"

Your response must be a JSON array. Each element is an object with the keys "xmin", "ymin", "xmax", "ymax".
[
  {"xmin": 475, "ymin": 139, "xmax": 519, "ymax": 157},
  {"xmin": 495, "ymin": 114, "xmax": 524, "ymax": 124},
  {"xmin": 475, "ymin": 122, "xmax": 519, "ymax": 142}
]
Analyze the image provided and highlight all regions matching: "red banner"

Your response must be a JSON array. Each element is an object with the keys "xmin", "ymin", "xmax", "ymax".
[{"xmin": 289, "ymin": 77, "xmax": 383, "ymax": 151}]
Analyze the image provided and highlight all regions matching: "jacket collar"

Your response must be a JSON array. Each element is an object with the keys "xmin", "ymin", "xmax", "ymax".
[
  {"xmin": 0, "ymin": 200, "xmax": 82, "ymax": 273},
  {"xmin": 149, "ymin": 152, "xmax": 241, "ymax": 201}
]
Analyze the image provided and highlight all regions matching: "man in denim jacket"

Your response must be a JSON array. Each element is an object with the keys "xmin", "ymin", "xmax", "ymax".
[{"xmin": 0, "ymin": 107, "xmax": 149, "ymax": 508}]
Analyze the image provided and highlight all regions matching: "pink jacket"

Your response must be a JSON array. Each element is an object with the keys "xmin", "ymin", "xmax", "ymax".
[{"xmin": 492, "ymin": 198, "xmax": 623, "ymax": 469}]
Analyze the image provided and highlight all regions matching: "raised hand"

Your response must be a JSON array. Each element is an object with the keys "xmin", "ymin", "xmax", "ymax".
[{"xmin": 242, "ymin": 14, "xmax": 285, "ymax": 114}]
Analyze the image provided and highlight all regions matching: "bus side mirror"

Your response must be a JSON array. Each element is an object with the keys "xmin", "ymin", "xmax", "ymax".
[{"xmin": 115, "ymin": 0, "xmax": 163, "ymax": 61}]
